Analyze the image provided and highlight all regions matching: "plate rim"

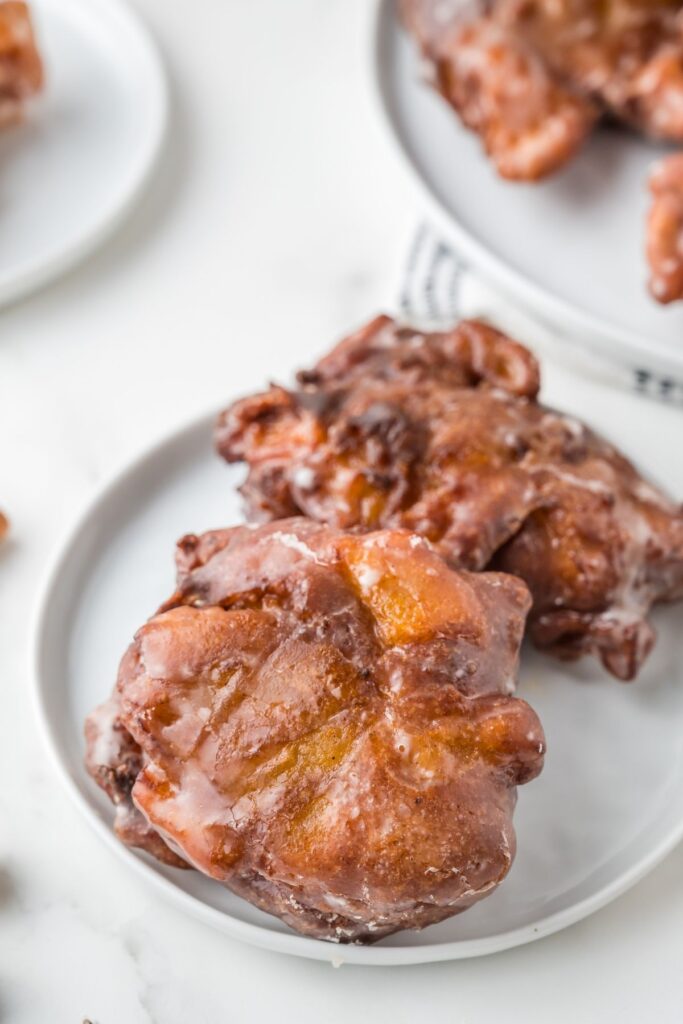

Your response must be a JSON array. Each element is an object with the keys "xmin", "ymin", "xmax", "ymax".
[
  {"xmin": 31, "ymin": 407, "xmax": 683, "ymax": 965},
  {"xmin": 368, "ymin": 0, "xmax": 683, "ymax": 380},
  {"xmin": 0, "ymin": 0, "xmax": 168, "ymax": 308}
]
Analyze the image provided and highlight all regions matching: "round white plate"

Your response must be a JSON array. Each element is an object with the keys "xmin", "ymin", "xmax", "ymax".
[
  {"xmin": 32, "ymin": 378, "xmax": 683, "ymax": 965},
  {"xmin": 0, "ymin": 0, "xmax": 166, "ymax": 307},
  {"xmin": 371, "ymin": 0, "xmax": 683, "ymax": 378}
]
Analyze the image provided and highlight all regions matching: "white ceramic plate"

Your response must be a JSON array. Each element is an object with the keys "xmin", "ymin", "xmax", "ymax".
[
  {"xmin": 32, "ymin": 379, "xmax": 683, "ymax": 965},
  {"xmin": 371, "ymin": 0, "xmax": 683, "ymax": 379},
  {"xmin": 0, "ymin": 0, "xmax": 166, "ymax": 307}
]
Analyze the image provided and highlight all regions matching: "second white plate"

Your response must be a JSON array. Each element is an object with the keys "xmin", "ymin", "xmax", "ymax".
[
  {"xmin": 371, "ymin": 0, "xmax": 683, "ymax": 378},
  {"xmin": 0, "ymin": 0, "xmax": 167, "ymax": 307},
  {"xmin": 33, "ymin": 370, "xmax": 683, "ymax": 964}
]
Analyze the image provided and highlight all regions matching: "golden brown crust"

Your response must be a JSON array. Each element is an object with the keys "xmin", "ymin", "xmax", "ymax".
[
  {"xmin": 217, "ymin": 316, "xmax": 683, "ymax": 680},
  {"xmin": 85, "ymin": 519, "xmax": 544, "ymax": 942}
]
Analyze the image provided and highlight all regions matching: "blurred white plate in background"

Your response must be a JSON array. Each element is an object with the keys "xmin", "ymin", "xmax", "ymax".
[
  {"xmin": 0, "ymin": 0, "xmax": 166, "ymax": 307},
  {"xmin": 371, "ymin": 0, "xmax": 683, "ymax": 379},
  {"xmin": 33, "ymin": 377, "xmax": 683, "ymax": 964}
]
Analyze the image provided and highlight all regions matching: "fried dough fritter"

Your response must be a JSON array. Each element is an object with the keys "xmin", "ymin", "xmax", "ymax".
[
  {"xmin": 400, "ymin": 0, "xmax": 597, "ymax": 180},
  {"xmin": 85, "ymin": 519, "xmax": 544, "ymax": 943},
  {"xmin": 217, "ymin": 316, "xmax": 683, "ymax": 681},
  {"xmin": 493, "ymin": 0, "xmax": 683, "ymax": 139},
  {"xmin": 400, "ymin": 0, "xmax": 683, "ymax": 179}
]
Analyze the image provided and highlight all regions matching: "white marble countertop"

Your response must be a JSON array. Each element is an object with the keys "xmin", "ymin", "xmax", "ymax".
[{"xmin": 1, "ymin": 1, "xmax": 682, "ymax": 1021}]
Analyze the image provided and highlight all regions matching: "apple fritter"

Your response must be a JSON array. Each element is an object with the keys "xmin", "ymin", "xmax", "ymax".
[
  {"xmin": 85, "ymin": 519, "xmax": 544, "ymax": 943},
  {"xmin": 493, "ymin": 0, "xmax": 683, "ymax": 140},
  {"xmin": 399, "ymin": 0, "xmax": 596, "ymax": 180},
  {"xmin": 400, "ymin": 0, "xmax": 683, "ymax": 180},
  {"xmin": 217, "ymin": 316, "xmax": 683, "ymax": 680}
]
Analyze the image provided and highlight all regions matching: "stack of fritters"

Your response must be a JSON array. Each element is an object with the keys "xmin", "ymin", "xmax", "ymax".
[{"xmin": 86, "ymin": 314, "xmax": 683, "ymax": 943}]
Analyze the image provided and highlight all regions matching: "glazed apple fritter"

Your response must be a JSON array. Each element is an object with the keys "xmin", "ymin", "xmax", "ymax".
[
  {"xmin": 493, "ymin": 0, "xmax": 683, "ymax": 138},
  {"xmin": 0, "ymin": 2, "xmax": 43, "ymax": 129},
  {"xmin": 86, "ymin": 519, "xmax": 544, "ymax": 943},
  {"xmin": 400, "ymin": 0, "xmax": 597, "ymax": 180},
  {"xmin": 217, "ymin": 316, "xmax": 683, "ymax": 681},
  {"xmin": 401, "ymin": 0, "xmax": 683, "ymax": 180}
]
